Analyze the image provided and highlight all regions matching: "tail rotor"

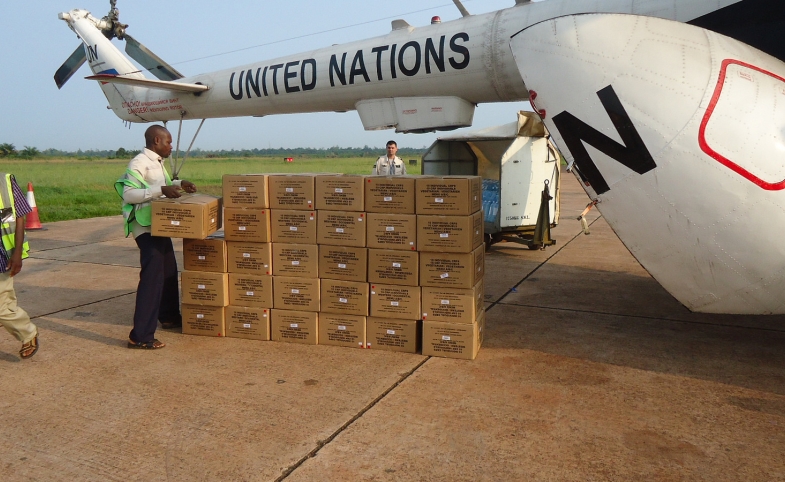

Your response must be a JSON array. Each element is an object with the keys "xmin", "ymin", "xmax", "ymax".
[{"xmin": 54, "ymin": 0, "xmax": 182, "ymax": 89}]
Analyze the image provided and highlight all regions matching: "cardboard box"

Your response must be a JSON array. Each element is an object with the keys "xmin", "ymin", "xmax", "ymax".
[
  {"xmin": 228, "ymin": 273, "xmax": 274, "ymax": 308},
  {"xmin": 318, "ymin": 313, "xmax": 365, "ymax": 349},
  {"xmin": 366, "ymin": 213, "xmax": 417, "ymax": 251},
  {"xmin": 417, "ymin": 211, "xmax": 483, "ymax": 253},
  {"xmin": 271, "ymin": 209, "xmax": 317, "ymax": 244},
  {"xmin": 225, "ymin": 306, "xmax": 270, "ymax": 340},
  {"xmin": 181, "ymin": 271, "xmax": 229, "ymax": 307},
  {"xmin": 182, "ymin": 304, "xmax": 225, "ymax": 337},
  {"xmin": 269, "ymin": 174, "xmax": 315, "ymax": 210},
  {"xmin": 316, "ymin": 211, "xmax": 366, "ymax": 247},
  {"xmin": 227, "ymin": 242, "xmax": 272, "ymax": 275},
  {"xmin": 366, "ymin": 317, "xmax": 419, "ymax": 353},
  {"xmin": 319, "ymin": 246, "xmax": 368, "ymax": 282},
  {"xmin": 367, "ymin": 249, "xmax": 418, "ymax": 286},
  {"xmin": 419, "ymin": 245, "xmax": 484, "ymax": 289},
  {"xmin": 271, "ymin": 309, "xmax": 318, "ymax": 344},
  {"xmin": 222, "ymin": 174, "xmax": 269, "ymax": 208},
  {"xmin": 415, "ymin": 176, "xmax": 482, "ymax": 215},
  {"xmin": 151, "ymin": 194, "xmax": 221, "ymax": 239},
  {"xmin": 183, "ymin": 233, "xmax": 227, "ymax": 272},
  {"xmin": 315, "ymin": 174, "xmax": 365, "ymax": 211},
  {"xmin": 421, "ymin": 278, "xmax": 484, "ymax": 323},
  {"xmin": 364, "ymin": 176, "xmax": 416, "ymax": 214},
  {"xmin": 224, "ymin": 207, "xmax": 271, "ymax": 242},
  {"xmin": 320, "ymin": 279, "xmax": 369, "ymax": 316},
  {"xmin": 369, "ymin": 284, "xmax": 421, "ymax": 320},
  {"xmin": 273, "ymin": 276, "xmax": 320, "ymax": 312},
  {"xmin": 272, "ymin": 243, "xmax": 319, "ymax": 278},
  {"xmin": 422, "ymin": 309, "xmax": 485, "ymax": 360}
]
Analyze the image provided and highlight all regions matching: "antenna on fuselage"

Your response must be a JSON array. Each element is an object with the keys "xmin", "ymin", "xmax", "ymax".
[{"xmin": 452, "ymin": 0, "xmax": 471, "ymax": 17}]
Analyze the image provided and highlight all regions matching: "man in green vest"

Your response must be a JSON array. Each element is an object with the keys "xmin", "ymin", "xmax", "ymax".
[
  {"xmin": 116, "ymin": 125, "xmax": 196, "ymax": 349},
  {"xmin": 0, "ymin": 172, "xmax": 38, "ymax": 359}
]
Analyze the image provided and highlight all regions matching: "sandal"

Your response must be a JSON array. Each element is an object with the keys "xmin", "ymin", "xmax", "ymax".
[
  {"xmin": 127, "ymin": 338, "xmax": 166, "ymax": 349},
  {"xmin": 20, "ymin": 334, "xmax": 39, "ymax": 359}
]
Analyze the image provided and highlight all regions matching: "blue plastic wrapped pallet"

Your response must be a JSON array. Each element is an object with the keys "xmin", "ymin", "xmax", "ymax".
[{"xmin": 482, "ymin": 179, "xmax": 500, "ymax": 222}]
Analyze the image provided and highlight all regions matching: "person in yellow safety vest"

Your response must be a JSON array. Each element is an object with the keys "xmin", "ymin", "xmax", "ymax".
[
  {"xmin": 0, "ymin": 173, "xmax": 38, "ymax": 359},
  {"xmin": 372, "ymin": 140, "xmax": 407, "ymax": 175},
  {"xmin": 115, "ymin": 125, "xmax": 197, "ymax": 350}
]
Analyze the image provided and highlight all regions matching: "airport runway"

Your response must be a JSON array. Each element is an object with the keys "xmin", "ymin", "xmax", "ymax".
[{"xmin": 1, "ymin": 170, "xmax": 784, "ymax": 481}]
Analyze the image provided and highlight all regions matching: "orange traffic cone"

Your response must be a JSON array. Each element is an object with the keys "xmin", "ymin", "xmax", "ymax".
[{"xmin": 24, "ymin": 182, "xmax": 43, "ymax": 230}]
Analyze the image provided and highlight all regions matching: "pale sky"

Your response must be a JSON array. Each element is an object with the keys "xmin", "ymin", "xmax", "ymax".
[{"xmin": 0, "ymin": 0, "xmax": 534, "ymax": 151}]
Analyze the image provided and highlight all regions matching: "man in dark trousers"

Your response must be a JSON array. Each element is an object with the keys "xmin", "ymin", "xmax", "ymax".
[{"xmin": 115, "ymin": 125, "xmax": 197, "ymax": 349}]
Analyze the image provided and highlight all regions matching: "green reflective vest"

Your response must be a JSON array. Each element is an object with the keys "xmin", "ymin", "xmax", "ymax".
[
  {"xmin": 114, "ymin": 165, "xmax": 172, "ymax": 237},
  {"xmin": 0, "ymin": 173, "xmax": 30, "ymax": 260}
]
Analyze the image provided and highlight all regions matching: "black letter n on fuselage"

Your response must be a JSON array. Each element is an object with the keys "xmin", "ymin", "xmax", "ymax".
[
  {"xmin": 552, "ymin": 85, "xmax": 656, "ymax": 194},
  {"xmin": 87, "ymin": 45, "xmax": 98, "ymax": 62}
]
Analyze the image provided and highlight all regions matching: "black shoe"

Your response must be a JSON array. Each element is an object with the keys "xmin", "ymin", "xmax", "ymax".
[{"xmin": 160, "ymin": 319, "xmax": 182, "ymax": 330}]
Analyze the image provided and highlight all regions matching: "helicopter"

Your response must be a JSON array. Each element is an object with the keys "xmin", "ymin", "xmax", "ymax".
[{"xmin": 54, "ymin": 0, "xmax": 785, "ymax": 315}]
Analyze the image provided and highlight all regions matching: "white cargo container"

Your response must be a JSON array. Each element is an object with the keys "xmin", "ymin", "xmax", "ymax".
[{"xmin": 421, "ymin": 111, "xmax": 561, "ymax": 249}]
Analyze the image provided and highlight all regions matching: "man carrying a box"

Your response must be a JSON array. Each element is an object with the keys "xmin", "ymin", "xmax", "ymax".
[
  {"xmin": 116, "ymin": 125, "xmax": 197, "ymax": 349},
  {"xmin": 372, "ymin": 140, "xmax": 407, "ymax": 175}
]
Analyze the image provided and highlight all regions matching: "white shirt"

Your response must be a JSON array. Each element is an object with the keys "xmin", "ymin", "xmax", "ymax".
[
  {"xmin": 122, "ymin": 148, "xmax": 182, "ymax": 238},
  {"xmin": 373, "ymin": 155, "xmax": 407, "ymax": 175}
]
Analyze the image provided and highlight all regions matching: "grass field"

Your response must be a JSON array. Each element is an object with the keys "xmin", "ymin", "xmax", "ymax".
[{"xmin": 3, "ymin": 157, "xmax": 421, "ymax": 223}]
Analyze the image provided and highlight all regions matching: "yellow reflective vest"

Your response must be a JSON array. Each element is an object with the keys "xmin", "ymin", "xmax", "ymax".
[{"xmin": 0, "ymin": 173, "xmax": 30, "ymax": 260}]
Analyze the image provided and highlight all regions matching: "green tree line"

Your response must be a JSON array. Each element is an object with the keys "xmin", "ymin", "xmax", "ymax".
[
  {"xmin": 0, "ymin": 143, "xmax": 427, "ymax": 160},
  {"xmin": 0, "ymin": 143, "xmax": 40, "ymax": 159}
]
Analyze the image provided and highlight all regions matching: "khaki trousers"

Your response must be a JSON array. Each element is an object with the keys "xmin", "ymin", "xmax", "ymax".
[{"xmin": 0, "ymin": 272, "xmax": 37, "ymax": 343}]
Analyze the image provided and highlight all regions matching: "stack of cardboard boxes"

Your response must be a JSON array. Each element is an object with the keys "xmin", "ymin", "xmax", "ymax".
[
  {"xmin": 151, "ymin": 193, "xmax": 228, "ymax": 337},
  {"xmin": 365, "ymin": 176, "xmax": 422, "ymax": 353},
  {"xmin": 179, "ymin": 174, "xmax": 274, "ymax": 340},
  {"xmin": 156, "ymin": 173, "xmax": 485, "ymax": 360},
  {"xmin": 314, "ymin": 175, "xmax": 368, "ymax": 349},
  {"xmin": 414, "ymin": 176, "xmax": 485, "ymax": 360}
]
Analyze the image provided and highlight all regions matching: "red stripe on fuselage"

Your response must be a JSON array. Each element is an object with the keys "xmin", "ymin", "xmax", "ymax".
[{"xmin": 699, "ymin": 59, "xmax": 785, "ymax": 191}]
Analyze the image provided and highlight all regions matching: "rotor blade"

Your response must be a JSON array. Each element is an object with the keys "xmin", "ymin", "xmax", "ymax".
[
  {"xmin": 54, "ymin": 45, "xmax": 87, "ymax": 89},
  {"xmin": 452, "ymin": 0, "xmax": 471, "ymax": 17},
  {"xmin": 124, "ymin": 34, "xmax": 184, "ymax": 81}
]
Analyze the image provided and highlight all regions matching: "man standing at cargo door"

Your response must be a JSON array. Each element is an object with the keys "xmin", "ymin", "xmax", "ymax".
[
  {"xmin": 372, "ymin": 140, "xmax": 407, "ymax": 175},
  {"xmin": 116, "ymin": 125, "xmax": 197, "ymax": 349}
]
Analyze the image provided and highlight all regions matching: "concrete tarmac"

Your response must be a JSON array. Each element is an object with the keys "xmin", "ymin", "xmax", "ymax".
[{"xmin": 2, "ymin": 171, "xmax": 784, "ymax": 481}]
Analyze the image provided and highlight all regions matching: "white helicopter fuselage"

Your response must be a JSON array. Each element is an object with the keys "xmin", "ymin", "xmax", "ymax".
[{"xmin": 65, "ymin": 0, "xmax": 741, "ymax": 126}]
